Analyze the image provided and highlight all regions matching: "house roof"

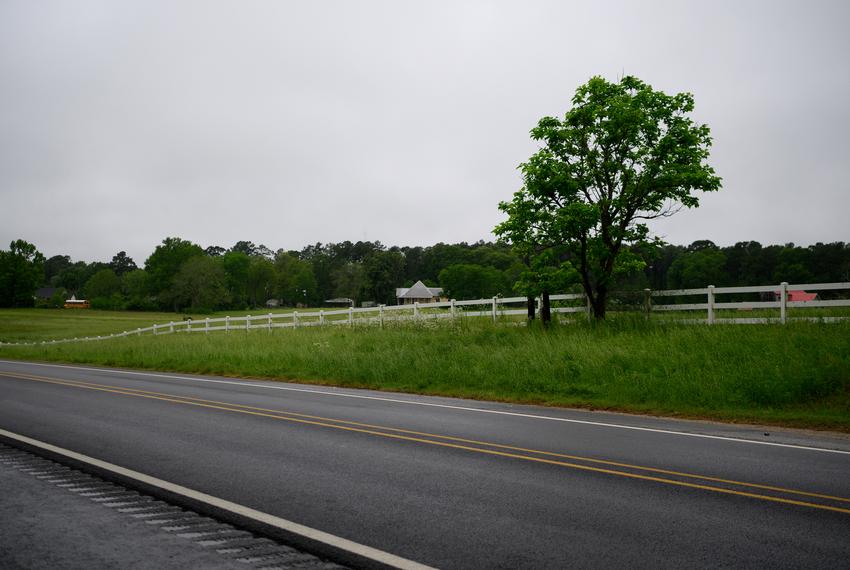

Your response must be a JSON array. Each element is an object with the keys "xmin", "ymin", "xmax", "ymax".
[
  {"xmin": 397, "ymin": 280, "xmax": 442, "ymax": 299},
  {"xmin": 789, "ymin": 290, "xmax": 817, "ymax": 302},
  {"xmin": 35, "ymin": 287, "xmax": 58, "ymax": 299},
  {"xmin": 774, "ymin": 290, "xmax": 817, "ymax": 301}
]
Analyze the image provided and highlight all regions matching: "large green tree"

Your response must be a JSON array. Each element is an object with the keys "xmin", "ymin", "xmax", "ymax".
[
  {"xmin": 221, "ymin": 251, "xmax": 251, "ymax": 308},
  {"xmin": 171, "ymin": 256, "xmax": 229, "ymax": 311},
  {"xmin": 331, "ymin": 262, "xmax": 367, "ymax": 305},
  {"xmin": 144, "ymin": 237, "xmax": 204, "ymax": 309},
  {"xmin": 668, "ymin": 243, "xmax": 728, "ymax": 289},
  {"xmin": 83, "ymin": 268, "xmax": 122, "ymax": 299},
  {"xmin": 438, "ymin": 263, "xmax": 507, "ymax": 300},
  {"xmin": 122, "ymin": 269, "xmax": 153, "ymax": 310},
  {"xmin": 363, "ymin": 250, "xmax": 405, "ymax": 305},
  {"xmin": 44, "ymin": 255, "xmax": 72, "ymax": 285},
  {"xmin": 0, "ymin": 240, "xmax": 45, "ymax": 307},
  {"xmin": 245, "ymin": 256, "xmax": 276, "ymax": 307},
  {"xmin": 496, "ymin": 76, "xmax": 721, "ymax": 319},
  {"xmin": 109, "ymin": 251, "xmax": 137, "ymax": 277},
  {"xmin": 274, "ymin": 252, "xmax": 318, "ymax": 306}
]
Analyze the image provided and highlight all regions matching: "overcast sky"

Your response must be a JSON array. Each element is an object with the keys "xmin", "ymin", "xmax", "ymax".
[{"xmin": 1, "ymin": 0, "xmax": 848, "ymax": 264}]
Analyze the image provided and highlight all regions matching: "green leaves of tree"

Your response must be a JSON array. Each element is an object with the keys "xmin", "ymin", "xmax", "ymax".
[
  {"xmin": 496, "ymin": 75, "xmax": 721, "ymax": 319},
  {"xmin": 0, "ymin": 240, "xmax": 45, "ymax": 307}
]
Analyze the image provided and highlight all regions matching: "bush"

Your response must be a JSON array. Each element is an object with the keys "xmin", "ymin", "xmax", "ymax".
[{"xmin": 90, "ymin": 293, "xmax": 126, "ymax": 311}]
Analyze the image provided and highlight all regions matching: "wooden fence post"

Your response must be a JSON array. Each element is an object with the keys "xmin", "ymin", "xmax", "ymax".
[
  {"xmin": 644, "ymin": 288, "xmax": 652, "ymax": 319},
  {"xmin": 205, "ymin": 318, "xmax": 209, "ymax": 334},
  {"xmin": 379, "ymin": 305, "xmax": 384, "ymax": 328},
  {"xmin": 153, "ymin": 324, "xmax": 157, "ymax": 336},
  {"xmin": 319, "ymin": 310, "xmax": 325, "ymax": 326},
  {"xmin": 348, "ymin": 306, "xmax": 354, "ymax": 327},
  {"xmin": 492, "ymin": 297, "xmax": 498, "ymax": 323},
  {"xmin": 169, "ymin": 321, "xmax": 174, "ymax": 333},
  {"xmin": 246, "ymin": 315, "xmax": 250, "ymax": 333},
  {"xmin": 294, "ymin": 311, "xmax": 299, "ymax": 328},
  {"xmin": 225, "ymin": 316, "xmax": 230, "ymax": 333},
  {"xmin": 780, "ymin": 282, "xmax": 788, "ymax": 324},
  {"xmin": 707, "ymin": 285, "xmax": 715, "ymax": 325},
  {"xmin": 450, "ymin": 299, "xmax": 456, "ymax": 321},
  {"xmin": 268, "ymin": 313, "xmax": 273, "ymax": 332},
  {"xmin": 414, "ymin": 302, "xmax": 420, "ymax": 320}
]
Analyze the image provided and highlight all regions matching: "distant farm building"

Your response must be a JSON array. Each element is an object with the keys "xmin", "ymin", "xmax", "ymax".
[
  {"xmin": 64, "ymin": 295, "xmax": 91, "ymax": 309},
  {"xmin": 773, "ymin": 290, "xmax": 817, "ymax": 302},
  {"xmin": 395, "ymin": 281, "xmax": 444, "ymax": 305}
]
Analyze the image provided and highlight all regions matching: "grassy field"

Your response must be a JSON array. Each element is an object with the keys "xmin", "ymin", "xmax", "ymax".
[
  {"xmin": 0, "ymin": 307, "xmax": 327, "ymax": 343},
  {"xmin": 0, "ymin": 308, "xmax": 848, "ymax": 431}
]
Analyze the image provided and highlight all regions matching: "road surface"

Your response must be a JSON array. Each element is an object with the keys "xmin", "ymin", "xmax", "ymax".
[{"xmin": 1, "ymin": 359, "xmax": 849, "ymax": 568}]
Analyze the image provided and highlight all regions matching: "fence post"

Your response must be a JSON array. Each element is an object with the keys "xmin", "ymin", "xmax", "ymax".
[
  {"xmin": 492, "ymin": 297, "xmax": 498, "ymax": 323},
  {"xmin": 348, "ymin": 306, "xmax": 353, "ymax": 327},
  {"xmin": 225, "ymin": 316, "xmax": 230, "ymax": 333},
  {"xmin": 169, "ymin": 321, "xmax": 174, "ymax": 333},
  {"xmin": 643, "ymin": 288, "xmax": 652, "ymax": 319},
  {"xmin": 246, "ymin": 315, "xmax": 251, "ymax": 333},
  {"xmin": 205, "ymin": 318, "xmax": 209, "ymax": 334},
  {"xmin": 414, "ymin": 302, "xmax": 420, "ymax": 320},
  {"xmin": 450, "ymin": 299, "xmax": 456, "ymax": 321},
  {"xmin": 137, "ymin": 327, "xmax": 142, "ymax": 336},
  {"xmin": 153, "ymin": 324, "xmax": 157, "ymax": 336},
  {"xmin": 268, "ymin": 313, "xmax": 273, "ymax": 332},
  {"xmin": 780, "ymin": 281, "xmax": 788, "ymax": 324},
  {"xmin": 294, "ymin": 311, "xmax": 299, "ymax": 328},
  {"xmin": 379, "ymin": 305, "xmax": 384, "ymax": 328},
  {"xmin": 319, "ymin": 310, "xmax": 325, "ymax": 326},
  {"xmin": 707, "ymin": 285, "xmax": 715, "ymax": 325}
]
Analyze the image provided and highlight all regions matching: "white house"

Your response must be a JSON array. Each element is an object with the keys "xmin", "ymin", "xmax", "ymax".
[{"xmin": 395, "ymin": 280, "xmax": 443, "ymax": 305}]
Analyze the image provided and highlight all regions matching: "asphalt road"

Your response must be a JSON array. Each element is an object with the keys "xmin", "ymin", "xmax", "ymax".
[
  {"xmin": 0, "ymin": 446, "xmax": 246, "ymax": 570},
  {"xmin": 1, "ymin": 358, "xmax": 849, "ymax": 568}
]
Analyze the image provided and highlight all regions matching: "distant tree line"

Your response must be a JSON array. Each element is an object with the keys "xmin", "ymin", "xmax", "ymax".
[{"xmin": 0, "ymin": 238, "xmax": 848, "ymax": 311}]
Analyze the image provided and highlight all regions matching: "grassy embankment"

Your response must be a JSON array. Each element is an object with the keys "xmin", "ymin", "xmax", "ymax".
[{"xmin": 0, "ymin": 308, "xmax": 848, "ymax": 431}]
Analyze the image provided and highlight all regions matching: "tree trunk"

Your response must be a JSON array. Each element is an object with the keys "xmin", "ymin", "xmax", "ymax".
[
  {"xmin": 591, "ymin": 285, "xmax": 607, "ymax": 320},
  {"xmin": 526, "ymin": 295, "xmax": 536, "ymax": 322},
  {"xmin": 541, "ymin": 290, "xmax": 551, "ymax": 327}
]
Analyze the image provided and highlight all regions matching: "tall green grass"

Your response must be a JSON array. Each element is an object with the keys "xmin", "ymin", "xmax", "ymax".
[{"xmin": 1, "ymin": 316, "xmax": 848, "ymax": 431}]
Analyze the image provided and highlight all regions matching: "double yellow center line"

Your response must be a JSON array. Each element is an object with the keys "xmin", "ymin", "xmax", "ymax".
[{"xmin": 4, "ymin": 370, "xmax": 850, "ymax": 515}]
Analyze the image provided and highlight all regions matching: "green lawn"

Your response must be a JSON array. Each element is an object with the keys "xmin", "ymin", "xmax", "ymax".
[{"xmin": 1, "ymin": 308, "xmax": 848, "ymax": 431}]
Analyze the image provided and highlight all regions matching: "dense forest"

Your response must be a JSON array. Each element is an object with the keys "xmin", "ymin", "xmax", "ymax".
[{"xmin": 0, "ymin": 237, "xmax": 848, "ymax": 312}]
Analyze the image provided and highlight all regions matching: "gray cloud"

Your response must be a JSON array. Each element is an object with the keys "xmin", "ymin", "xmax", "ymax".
[{"xmin": 1, "ymin": 0, "xmax": 848, "ymax": 263}]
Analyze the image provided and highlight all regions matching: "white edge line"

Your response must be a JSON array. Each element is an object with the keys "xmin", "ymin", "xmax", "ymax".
[
  {"xmin": 2, "ymin": 359, "xmax": 849, "ymax": 456},
  {"xmin": 0, "ymin": 427, "xmax": 435, "ymax": 570}
]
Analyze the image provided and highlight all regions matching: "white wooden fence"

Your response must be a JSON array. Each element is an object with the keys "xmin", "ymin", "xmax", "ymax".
[{"xmin": 2, "ymin": 282, "xmax": 848, "ymax": 347}]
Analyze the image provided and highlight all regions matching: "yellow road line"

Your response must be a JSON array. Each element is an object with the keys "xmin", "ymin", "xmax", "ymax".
[
  {"xmin": 3, "ymin": 371, "xmax": 850, "ymax": 515},
  {"xmin": 7, "ymin": 370, "xmax": 849, "ymax": 505}
]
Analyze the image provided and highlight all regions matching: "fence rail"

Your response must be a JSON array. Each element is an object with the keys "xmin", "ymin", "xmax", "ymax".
[{"xmin": 2, "ymin": 282, "xmax": 848, "ymax": 347}]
